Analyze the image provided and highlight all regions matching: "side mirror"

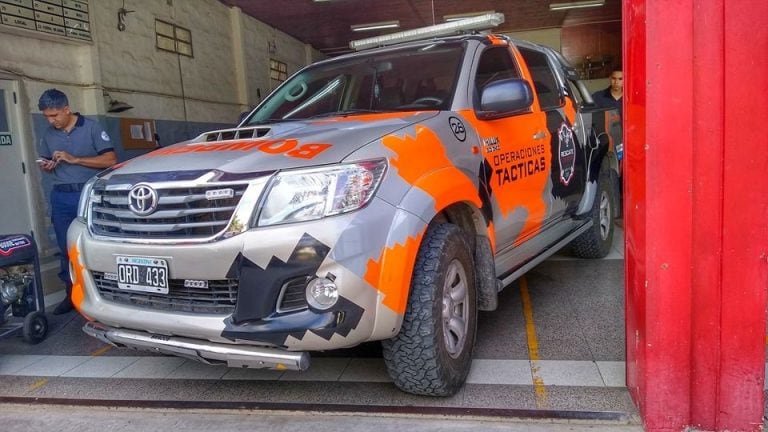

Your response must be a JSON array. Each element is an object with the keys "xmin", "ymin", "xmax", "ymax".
[{"xmin": 477, "ymin": 78, "xmax": 534, "ymax": 120}]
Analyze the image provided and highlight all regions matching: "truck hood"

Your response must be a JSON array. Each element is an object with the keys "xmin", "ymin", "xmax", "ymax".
[{"xmin": 104, "ymin": 112, "xmax": 437, "ymax": 179}]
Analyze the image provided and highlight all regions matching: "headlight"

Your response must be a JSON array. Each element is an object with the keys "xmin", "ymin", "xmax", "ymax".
[
  {"xmin": 76, "ymin": 177, "xmax": 98, "ymax": 223},
  {"xmin": 257, "ymin": 159, "xmax": 387, "ymax": 227}
]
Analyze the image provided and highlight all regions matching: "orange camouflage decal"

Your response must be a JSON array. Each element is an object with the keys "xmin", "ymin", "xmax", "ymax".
[
  {"xmin": 486, "ymin": 34, "xmax": 508, "ymax": 46},
  {"xmin": 458, "ymin": 106, "xmax": 550, "ymax": 239},
  {"xmin": 68, "ymin": 244, "xmax": 92, "ymax": 320},
  {"xmin": 382, "ymin": 124, "xmax": 481, "ymax": 211},
  {"xmin": 564, "ymin": 93, "xmax": 577, "ymax": 122},
  {"xmin": 145, "ymin": 139, "xmax": 331, "ymax": 160},
  {"xmin": 364, "ymin": 124, "xmax": 481, "ymax": 314},
  {"xmin": 364, "ymin": 230, "xmax": 425, "ymax": 314}
]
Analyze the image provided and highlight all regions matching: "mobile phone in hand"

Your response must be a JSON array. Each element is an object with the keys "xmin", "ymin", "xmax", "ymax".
[{"xmin": 36, "ymin": 157, "xmax": 56, "ymax": 167}]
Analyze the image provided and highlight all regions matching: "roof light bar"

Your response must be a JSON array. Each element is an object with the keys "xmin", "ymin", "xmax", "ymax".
[{"xmin": 350, "ymin": 12, "xmax": 505, "ymax": 51}]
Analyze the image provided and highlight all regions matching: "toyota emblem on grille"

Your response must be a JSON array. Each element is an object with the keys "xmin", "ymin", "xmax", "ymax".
[{"xmin": 128, "ymin": 184, "xmax": 158, "ymax": 216}]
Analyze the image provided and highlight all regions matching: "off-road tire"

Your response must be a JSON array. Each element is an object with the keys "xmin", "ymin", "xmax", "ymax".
[
  {"xmin": 382, "ymin": 223, "xmax": 477, "ymax": 396},
  {"xmin": 570, "ymin": 163, "xmax": 615, "ymax": 258}
]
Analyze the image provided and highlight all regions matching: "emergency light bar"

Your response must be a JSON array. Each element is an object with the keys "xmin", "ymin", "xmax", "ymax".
[{"xmin": 349, "ymin": 12, "xmax": 505, "ymax": 51}]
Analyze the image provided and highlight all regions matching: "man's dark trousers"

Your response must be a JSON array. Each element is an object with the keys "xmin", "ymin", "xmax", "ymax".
[{"xmin": 51, "ymin": 188, "xmax": 79, "ymax": 314}]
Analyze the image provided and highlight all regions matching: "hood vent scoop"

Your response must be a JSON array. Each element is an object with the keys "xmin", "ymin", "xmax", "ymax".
[{"xmin": 204, "ymin": 127, "xmax": 271, "ymax": 142}]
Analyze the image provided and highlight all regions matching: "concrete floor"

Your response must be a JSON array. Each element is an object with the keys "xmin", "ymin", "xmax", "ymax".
[{"xmin": 0, "ymin": 226, "xmax": 644, "ymax": 429}]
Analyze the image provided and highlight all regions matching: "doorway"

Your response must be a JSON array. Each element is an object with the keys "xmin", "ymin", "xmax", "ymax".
[{"xmin": 0, "ymin": 80, "xmax": 40, "ymax": 238}]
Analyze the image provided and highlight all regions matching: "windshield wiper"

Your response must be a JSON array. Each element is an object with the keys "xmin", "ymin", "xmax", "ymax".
[{"xmin": 306, "ymin": 109, "xmax": 389, "ymax": 119}]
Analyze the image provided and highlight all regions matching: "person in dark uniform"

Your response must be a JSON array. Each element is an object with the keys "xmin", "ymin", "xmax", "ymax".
[
  {"xmin": 36, "ymin": 89, "xmax": 117, "ymax": 315},
  {"xmin": 592, "ymin": 70, "xmax": 625, "ymax": 225},
  {"xmin": 591, "ymin": 69, "xmax": 623, "ymax": 118}
]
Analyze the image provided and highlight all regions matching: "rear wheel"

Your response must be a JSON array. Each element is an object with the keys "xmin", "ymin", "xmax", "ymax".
[
  {"xmin": 570, "ymin": 164, "xmax": 615, "ymax": 258},
  {"xmin": 382, "ymin": 223, "xmax": 477, "ymax": 396}
]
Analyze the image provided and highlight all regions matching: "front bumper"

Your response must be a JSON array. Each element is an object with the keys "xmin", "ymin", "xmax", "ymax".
[
  {"xmin": 83, "ymin": 321, "xmax": 309, "ymax": 370},
  {"xmin": 68, "ymin": 197, "xmax": 402, "ymax": 351}
]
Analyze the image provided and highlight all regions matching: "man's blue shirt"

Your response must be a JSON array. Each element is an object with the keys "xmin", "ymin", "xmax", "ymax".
[
  {"xmin": 591, "ymin": 87, "xmax": 623, "ymax": 118},
  {"xmin": 38, "ymin": 113, "xmax": 114, "ymax": 185}
]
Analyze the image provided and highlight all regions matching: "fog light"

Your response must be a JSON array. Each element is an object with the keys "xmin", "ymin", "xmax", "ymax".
[
  {"xmin": 306, "ymin": 277, "xmax": 338, "ymax": 310},
  {"xmin": 1, "ymin": 280, "xmax": 24, "ymax": 305}
]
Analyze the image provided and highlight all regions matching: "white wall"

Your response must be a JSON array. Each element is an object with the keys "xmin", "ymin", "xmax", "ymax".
[{"xmin": 0, "ymin": 0, "xmax": 321, "ymax": 122}]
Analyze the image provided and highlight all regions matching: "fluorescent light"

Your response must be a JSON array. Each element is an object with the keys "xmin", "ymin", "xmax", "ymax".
[
  {"xmin": 549, "ymin": 0, "xmax": 605, "ymax": 11},
  {"xmin": 443, "ymin": 10, "xmax": 495, "ymax": 22},
  {"xmin": 351, "ymin": 20, "xmax": 400, "ymax": 32},
  {"xmin": 350, "ymin": 12, "xmax": 504, "ymax": 51}
]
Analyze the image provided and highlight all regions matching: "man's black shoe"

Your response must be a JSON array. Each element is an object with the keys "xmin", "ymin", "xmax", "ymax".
[{"xmin": 52, "ymin": 299, "xmax": 74, "ymax": 315}]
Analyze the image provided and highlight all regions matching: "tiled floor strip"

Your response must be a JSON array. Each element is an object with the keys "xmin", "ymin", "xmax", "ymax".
[{"xmin": 0, "ymin": 354, "xmax": 630, "ymax": 387}]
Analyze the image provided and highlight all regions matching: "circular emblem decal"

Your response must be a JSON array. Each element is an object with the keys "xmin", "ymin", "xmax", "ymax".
[
  {"xmin": 128, "ymin": 184, "xmax": 158, "ymax": 216},
  {"xmin": 101, "ymin": 131, "xmax": 111, "ymax": 142},
  {"xmin": 448, "ymin": 116, "xmax": 466, "ymax": 142}
]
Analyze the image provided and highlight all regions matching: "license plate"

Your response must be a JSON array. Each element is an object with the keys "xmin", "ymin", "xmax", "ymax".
[{"xmin": 116, "ymin": 256, "xmax": 169, "ymax": 294}]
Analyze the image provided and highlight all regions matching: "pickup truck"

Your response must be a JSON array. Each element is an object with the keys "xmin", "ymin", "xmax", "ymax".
[{"xmin": 69, "ymin": 25, "xmax": 621, "ymax": 396}]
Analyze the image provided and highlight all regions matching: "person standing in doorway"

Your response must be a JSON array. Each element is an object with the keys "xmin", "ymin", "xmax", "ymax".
[
  {"xmin": 592, "ymin": 69, "xmax": 623, "ymax": 118},
  {"xmin": 37, "ymin": 89, "xmax": 116, "ymax": 315}
]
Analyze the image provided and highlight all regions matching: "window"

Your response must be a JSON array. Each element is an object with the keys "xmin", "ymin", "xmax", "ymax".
[
  {"xmin": 475, "ymin": 47, "xmax": 521, "ymax": 90},
  {"xmin": 517, "ymin": 47, "xmax": 562, "ymax": 110},
  {"xmin": 155, "ymin": 20, "xmax": 193, "ymax": 57},
  {"xmin": 270, "ymin": 59, "xmax": 288, "ymax": 83},
  {"xmin": 246, "ymin": 43, "xmax": 465, "ymax": 124},
  {"xmin": 474, "ymin": 46, "xmax": 522, "ymax": 109}
]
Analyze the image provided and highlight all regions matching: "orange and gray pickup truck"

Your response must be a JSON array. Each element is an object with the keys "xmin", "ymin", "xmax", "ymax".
[{"xmin": 69, "ymin": 31, "xmax": 621, "ymax": 396}]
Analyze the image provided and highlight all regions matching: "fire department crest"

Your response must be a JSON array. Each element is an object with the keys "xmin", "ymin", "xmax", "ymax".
[{"xmin": 557, "ymin": 123, "xmax": 576, "ymax": 186}]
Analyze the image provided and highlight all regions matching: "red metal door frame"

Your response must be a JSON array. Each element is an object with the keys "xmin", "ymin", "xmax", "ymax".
[{"xmin": 624, "ymin": 1, "xmax": 768, "ymax": 430}]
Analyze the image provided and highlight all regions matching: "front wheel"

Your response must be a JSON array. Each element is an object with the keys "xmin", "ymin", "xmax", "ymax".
[{"xmin": 382, "ymin": 223, "xmax": 477, "ymax": 396}]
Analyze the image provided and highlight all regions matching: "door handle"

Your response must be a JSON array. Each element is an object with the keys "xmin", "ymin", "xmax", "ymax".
[{"xmin": 533, "ymin": 131, "xmax": 546, "ymax": 140}]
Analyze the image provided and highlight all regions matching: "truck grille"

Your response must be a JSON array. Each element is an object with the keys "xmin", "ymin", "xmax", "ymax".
[
  {"xmin": 92, "ymin": 271, "xmax": 238, "ymax": 314},
  {"xmin": 90, "ymin": 183, "xmax": 249, "ymax": 240}
]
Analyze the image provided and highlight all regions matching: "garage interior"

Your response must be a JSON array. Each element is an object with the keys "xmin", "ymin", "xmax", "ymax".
[{"xmin": 0, "ymin": 1, "xmax": 766, "ymax": 431}]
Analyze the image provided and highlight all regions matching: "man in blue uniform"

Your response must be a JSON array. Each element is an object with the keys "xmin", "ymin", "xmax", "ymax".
[
  {"xmin": 592, "ymin": 70, "xmax": 624, "ymax": 224},
  {"xmin": 592, "ymin": 69, "xmax": 623, "ymax": 118},
  {"xmin": 37, "ymin": 89, "xmax": 117, "ymax": 314}
]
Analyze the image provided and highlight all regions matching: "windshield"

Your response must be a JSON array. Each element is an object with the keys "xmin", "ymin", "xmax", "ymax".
[{"xmin": 244, "ymin": 42, "xmax": 465, "ymax": 124}]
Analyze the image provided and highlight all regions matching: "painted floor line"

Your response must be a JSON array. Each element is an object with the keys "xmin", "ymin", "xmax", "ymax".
[{"xmin": 519, "ymin": 276, "xmax": 549, "ymax": 408}]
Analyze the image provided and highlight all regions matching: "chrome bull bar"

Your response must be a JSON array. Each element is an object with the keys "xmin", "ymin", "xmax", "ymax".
[{"xmin": 83, "ymin": 321, "xmax": 309, "ymax": 371}]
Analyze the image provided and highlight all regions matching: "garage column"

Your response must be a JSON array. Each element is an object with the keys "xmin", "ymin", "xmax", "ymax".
[{"xmin": 623, "ymin": 1, "xmax": 768, "ymax": 430}]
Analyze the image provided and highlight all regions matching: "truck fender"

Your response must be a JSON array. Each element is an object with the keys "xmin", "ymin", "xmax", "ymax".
[{"xmin": 397, "ymin": 166, "xmax": 483, "ymax": 224}]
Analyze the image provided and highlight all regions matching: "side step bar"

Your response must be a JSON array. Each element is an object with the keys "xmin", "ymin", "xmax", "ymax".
[
  {"xmin": 499, "ymin": 220, "xmax": 593, "ymax": 288},
  {"xmin": 83, "ymin": 321, "xmax": 309, "ymax": 371}
]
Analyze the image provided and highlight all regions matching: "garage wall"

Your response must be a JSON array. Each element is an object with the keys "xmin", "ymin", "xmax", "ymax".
[
  {"xmin": 0, "ymin": 0, "xmax": 322, "ymax": 255},
  {"xmin": 0, "ymin": 0, "xmax": 321, "ymax": 154}
]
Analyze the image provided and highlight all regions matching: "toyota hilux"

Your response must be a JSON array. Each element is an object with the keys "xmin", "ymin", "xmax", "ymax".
[{"xmin": 69, "ymin": 17, "xmax": 621, "ymax": 396}]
